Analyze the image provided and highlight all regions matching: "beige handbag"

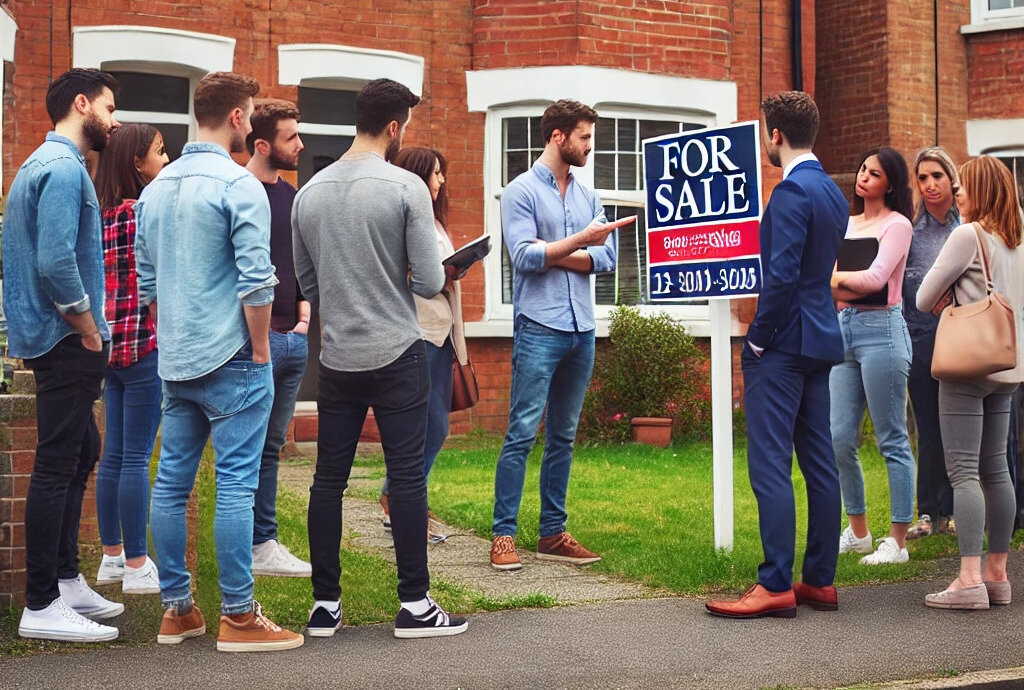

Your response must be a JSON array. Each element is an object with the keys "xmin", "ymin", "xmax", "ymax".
[{"xmin": 931, "ymin": 224, "xmax": 1017, "ymax": 380}]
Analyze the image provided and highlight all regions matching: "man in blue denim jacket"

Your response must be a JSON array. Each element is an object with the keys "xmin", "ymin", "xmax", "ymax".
[
  {"xmin": 3, "ymin": 69, "xmax": 127, "ymax": 643},
  {"xmin": 135, "ymin": 72, "xmax": 301, "ymax": 653}
]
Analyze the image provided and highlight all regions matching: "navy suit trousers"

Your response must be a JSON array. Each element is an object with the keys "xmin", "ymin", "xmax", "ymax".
[{"xmin": 743, "ymin": 345, "xmax": 840, "ymax": 592}]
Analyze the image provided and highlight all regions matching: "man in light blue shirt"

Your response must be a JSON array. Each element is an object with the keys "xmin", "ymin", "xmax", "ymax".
[
  {"xmin": 4, "ymin": 69, "xmax": 125, "ymax": 643},
  {"xmin": 491, "ymin": 100, "xmax": 622, "ymax": 571},
  {"xmin": 136, "ymin": 72, "xmax": 301, "ymax": 652}
]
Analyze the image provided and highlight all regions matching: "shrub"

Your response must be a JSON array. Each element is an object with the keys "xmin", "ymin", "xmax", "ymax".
[{"xmin": 579, "ymin": 306, "xmax": 710, "ymax": 443}]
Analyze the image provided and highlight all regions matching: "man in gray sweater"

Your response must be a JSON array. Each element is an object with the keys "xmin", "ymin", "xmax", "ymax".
[{"xmin": 292, "ymin": 78, "xmax": 467, "ymax": 639}]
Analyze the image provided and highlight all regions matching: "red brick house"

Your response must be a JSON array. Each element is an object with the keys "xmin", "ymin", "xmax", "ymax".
[{"xmin": 0, "ymin": 0, "xmax": 1021, "ymax": 436}]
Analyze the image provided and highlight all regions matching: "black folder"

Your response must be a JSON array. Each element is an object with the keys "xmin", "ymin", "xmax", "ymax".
[
  {"xmin": 836, "ymin": 237, "xmax": 888, "ymax": 306},
  {"xmin": 442, "ymin": 235, "xmax": 492, "ymax": 279}
]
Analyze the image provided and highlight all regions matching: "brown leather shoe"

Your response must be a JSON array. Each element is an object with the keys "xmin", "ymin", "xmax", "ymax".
[
  {"xmin": 490, "ymin": 536, "xmax": 523, "ymax": 571},
  {"xmin": 216, "ymin": 601, "xmax": 304, "ymax": 652},
  {"xmin": 157, "ymin": 603, "xmax": 206, "ymax": 644},
  {"xmin": 706, "ymin": 584, "xmax": 797, "ymax": 619},
  {"xmin": 793, "ymin": 582, "xmax": 838, "ymax": 611},
  {"xmin": 536, "ymin": 532, "xmax": 601, "ymax": 564}
]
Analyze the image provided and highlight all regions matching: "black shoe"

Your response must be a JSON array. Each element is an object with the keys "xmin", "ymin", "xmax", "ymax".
[
  {"xmin": 393, "ymin": 597, "xmax": 468, "ymax": 639},
  {"xmin": 307, "ymin": 602, "xmax": 341, "ymax": 637}
]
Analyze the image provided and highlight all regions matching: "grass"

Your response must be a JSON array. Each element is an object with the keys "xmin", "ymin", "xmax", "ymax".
[{"xmin": 344, "ymin": 432, "xmax": 962, "ymax": 594}]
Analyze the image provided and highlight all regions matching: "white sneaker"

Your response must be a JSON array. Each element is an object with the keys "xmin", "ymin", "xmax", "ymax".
[
  {"xmin": 95, "ymin": 552, "xmax": 125, "ymax": 585},
  {"xmin": 252, "ymin": 539, "xmax": 312, "ymax": 577},
  {"xmin": 838, "ymin": 525, "xmax": 874, "ymax": 554},
  {"xmin": 859, "ymin": 536, "xmax": 910, "ymax": 565},
  {"xmin": 123, "ymin": 556, "xmax": 161, "ymax": 595},
  {"xmin": 58, "ymin": 574, "xmax": 125, "ymax": 619},
  {"xmin": 18, "ymin": 597, "xmax": 119, "ymax": 642}
]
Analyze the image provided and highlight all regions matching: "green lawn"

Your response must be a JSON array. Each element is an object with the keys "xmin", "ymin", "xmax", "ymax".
[{"xmin": 347, "ymin": 432, "xmax": 962, "ymax": 594}]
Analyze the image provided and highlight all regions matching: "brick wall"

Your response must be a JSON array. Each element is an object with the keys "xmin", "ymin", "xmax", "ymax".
[
  {"xmin": 0, "ymin": 373, "xmax": 35, "ymax": 606},
  {"xmin": 965, "ymin": 28, "xmax": 1024, "ymax": 120}
]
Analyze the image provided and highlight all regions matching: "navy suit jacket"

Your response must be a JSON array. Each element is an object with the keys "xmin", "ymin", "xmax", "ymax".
[{"xmin": 746, "ymin": 159, "xmax": 848, "ymax": 363}]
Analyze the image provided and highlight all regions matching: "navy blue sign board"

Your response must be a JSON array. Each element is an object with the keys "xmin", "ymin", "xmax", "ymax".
[{"xmin": 642, "ymin": 121, "xmax": 763, "ymax": 301}]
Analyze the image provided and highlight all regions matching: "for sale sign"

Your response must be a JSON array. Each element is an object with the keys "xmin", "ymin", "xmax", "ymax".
[{"xmin": 642, "ymin": 121, "xmax": 763, "ymax": 300}]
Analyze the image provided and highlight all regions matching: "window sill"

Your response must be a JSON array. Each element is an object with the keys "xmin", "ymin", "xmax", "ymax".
[{"xmin": 961, "ymin": 16, "xmax": 1024, "ymax": 34}]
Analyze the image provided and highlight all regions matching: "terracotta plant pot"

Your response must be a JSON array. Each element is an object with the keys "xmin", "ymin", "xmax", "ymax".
[{"xmin": 630, "ymin": 417, "xmax": 672, "ymax": 448}]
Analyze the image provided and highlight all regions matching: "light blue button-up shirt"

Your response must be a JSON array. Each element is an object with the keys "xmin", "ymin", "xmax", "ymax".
[
  {"xmin": 135, "ymin": 141, "xmax": 277, "ymax": 381},
  {"xmin": 501, "ymin": 161, "xmax": 616, "ymax": 332},
  {"xmin": 1, "ymin": 132, "xmax": 110, "ymax": 358}
]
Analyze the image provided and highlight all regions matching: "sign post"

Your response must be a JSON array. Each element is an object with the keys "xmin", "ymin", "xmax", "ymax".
[{"xmin": 642, "ymin": 122, "xmax": 763, "ymax": 552}]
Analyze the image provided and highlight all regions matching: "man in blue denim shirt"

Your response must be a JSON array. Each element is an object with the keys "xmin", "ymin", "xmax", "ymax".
[
  {"xmin": 490, "ymin": 100, "xmax": 622, "ymax": 571},
  {"xmin": 3, "ymin": 69, "xmax": 127, "ymax": 643},
  {"xmin": 135, "ymin": 72, "xmax": 301, "ymax": 653}
]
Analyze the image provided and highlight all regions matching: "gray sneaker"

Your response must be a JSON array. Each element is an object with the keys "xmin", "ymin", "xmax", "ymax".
[{"xmin": 252, "ymin": 539, "xmax": 312, "ymax": 577}]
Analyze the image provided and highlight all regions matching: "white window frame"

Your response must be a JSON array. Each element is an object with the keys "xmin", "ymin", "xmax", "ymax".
[
  {"xmin": 277, "ymin": 43, "xmax": 424, "ymax": 147},
  {"xmin": 962, "ymin": 0, "xmax": 1024, "ymax": 34},
  {"xmin": 966, "ymin": 118, "xmax": 1024, "ymax": 156},
  {"xmin": 1, "ymin": 8, "xmax": 17, "ymax": 193},
  {"xmin": 466, "ymin": 66, "xmax": 738, "ymax": 338},
  {"xmin": 72, "ymin": 26, "xmax": 235, "ymax": 143}
]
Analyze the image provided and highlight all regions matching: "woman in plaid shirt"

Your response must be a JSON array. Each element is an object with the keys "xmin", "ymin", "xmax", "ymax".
[{"xmin": 92, "ymin": 124, "xmax": 168, "ymax": 595}]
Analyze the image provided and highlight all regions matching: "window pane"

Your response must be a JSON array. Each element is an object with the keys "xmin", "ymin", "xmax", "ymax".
[
  {"xmin": 639, "ymin": 120, "xmax": 679, "ymax": 141},
  {"xmin": 152, "ymin": 123, "xmax": 188, "ymax": 162},
  {"xmin": 595, "ymin": 118, "xmax": 615, "ymax": 153},
  {"xmin": 617, "ymin": 153, "xmax": 638, "ymax": 191},
  {"xmin": 989, "ymin": 0, "xmax": 1012, "ymax": 8},
  {"xmin": 109, "ymin": 71, "xmax": 189, "ymax": 114},
  {"xmin": 504, "ymin": 117, "xmax": 528, "ymax": 150},
  {"xmin": 501, "ymin": 240, "xmax": 513, "ymax": 304},
  {"xmin": 504, "ymin": 151, "xmax": 529, "ymax": 186},
  {"xmin": 617, "ymin": 119, "xmax": 637, "ymax": 151},
  {"xmin": 998, "ymin": 157, "xmax": 1024, "ymax": 205},
  {"xmin": 594, "ymin": 153, "xmax": 615, "ymax": 189},
  {"xmin": 298, "ymin": 133, "xmax": 354, "ymax": 187},
  {"xmin": 529, "ymin": 118, "xmax": 543, "ymax": 149},
  {"xmin": 298, "ymin": 87, "xmax": 357, "ymax": 126}
]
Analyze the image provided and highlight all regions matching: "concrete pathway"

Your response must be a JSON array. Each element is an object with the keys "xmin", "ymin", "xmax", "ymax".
[{"xmin": 277, "ymin": 452, "xmax": 653, "ymax": 604}]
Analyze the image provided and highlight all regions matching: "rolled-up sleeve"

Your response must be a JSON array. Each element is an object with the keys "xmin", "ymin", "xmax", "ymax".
[
  {"xmin": 586, "ymin": 196, "xmax": 616, "ymax": 274},
  {"xmin": 225, "ymin": 175, "xmax": 278, "ymax": 306},
  {"xmin": 134, "ymin": 198, "xmax": 156, "ymax": 307},
  {"xmin": 501, "ymin": 182, "xmax": 548, "ymax": 274},
  {"xmin": 36, "ymin": 163, "xmax": 90, "ymax": 313}
]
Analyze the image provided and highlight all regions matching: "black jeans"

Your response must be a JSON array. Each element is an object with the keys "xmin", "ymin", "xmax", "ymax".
[
  {"xmin": 308, "ymin": 341, "xmax": 430, "ymax": 602},
  {"xmin": 23, "ymin": 336, "xmax": 106, "ymax": 609},
  {"xmin": 908, "ymin": 332, "xmax": 953, "ymax": 520}
]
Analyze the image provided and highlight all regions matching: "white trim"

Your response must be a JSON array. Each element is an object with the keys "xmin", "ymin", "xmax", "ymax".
[
  {"xmin": 72, "ymin": 26, "xmax": 234, "ymax": 74},
  {"xmin": 278, "ymin": 44, "xmax": 424, "ymax": 96},
  {"xmin": 965, "ymin": 0, "xmax": 1024, "ymax": 32},
  {"xmin": 0, "ymin": 9, "xmax": 17, "ymax": 63},
  {"xmin": 113, "ymin": 110, "xmax": 191, "ymax": 126},
  {"xmin": 966, "ymin": 118, "xmax": 1024, "ymax": 155},
  {"xmin": 466, "ymin": 66, "xmax": 737, "ymax": 124},
  {"xmin": 465, "ymin": 306, "xmax": 744, "ymax": 339},
  {"xmin": 297, "ymin": 123, "xmax": 357, "ymax": 137}
]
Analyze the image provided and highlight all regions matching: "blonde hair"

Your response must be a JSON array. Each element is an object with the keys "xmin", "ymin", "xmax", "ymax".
[
  {"xmin": 959, "ymin": 155, "xmax": 1023, "ymax": 249},
  {"xmin": 913, "ymin": 146, "xmax": 960, "ymax": 222}
]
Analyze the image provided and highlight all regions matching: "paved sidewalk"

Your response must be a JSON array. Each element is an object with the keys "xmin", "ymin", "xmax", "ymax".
[{"xmin": 4, "ymin": 557, "xmax": 1024, "ymax": 689}]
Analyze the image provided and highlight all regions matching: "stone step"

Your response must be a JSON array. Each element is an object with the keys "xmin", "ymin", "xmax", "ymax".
[{"xmin": 11, "ymin": 370, "xmax": 34, "ymax": 395}]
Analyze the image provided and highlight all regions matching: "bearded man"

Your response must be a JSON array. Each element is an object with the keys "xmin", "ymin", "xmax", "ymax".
[
  {"xmin": 489, "ymin": 99, "xmax": 623, "ymax": 571},
  {"xmin": 4, "ymin": 68, "xmax": 124, "ymax": 642}
]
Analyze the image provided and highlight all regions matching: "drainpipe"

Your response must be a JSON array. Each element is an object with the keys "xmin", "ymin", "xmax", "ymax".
[{"xmin": 791, "ymin": 0, "xmax": 803, "ymax": 91}]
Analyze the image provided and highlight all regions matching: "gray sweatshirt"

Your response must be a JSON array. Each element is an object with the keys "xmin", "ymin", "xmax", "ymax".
[{"xmin": 292, "ymin": 154, "xmax": 444, "ymax": 371}]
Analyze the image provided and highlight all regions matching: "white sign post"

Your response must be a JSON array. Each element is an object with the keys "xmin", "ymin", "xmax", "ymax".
[{"xmin": 642, "ymin": 122, "xmax": 764, "ymax": 552}]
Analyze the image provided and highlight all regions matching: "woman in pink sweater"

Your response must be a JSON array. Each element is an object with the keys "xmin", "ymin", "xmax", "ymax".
[{"xmin": 830, "ymin": 147, "xmax": 917, "ymax": 566}]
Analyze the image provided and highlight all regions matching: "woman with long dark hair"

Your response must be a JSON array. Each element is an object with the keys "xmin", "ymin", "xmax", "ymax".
[
  {"xmin": 92, "ymin": 123, "xmax": 168, "ymax": 593},
  {"xmin": 917, "ymin": 156, "xmax": 1024, "ymax": 609},
  {"xmin": 830, "ymin": 146, "xmax": 917, "ymax": 566},
  {"xmin": 378, "ymin": 146, "xmax": 466, "ymax": 543}
]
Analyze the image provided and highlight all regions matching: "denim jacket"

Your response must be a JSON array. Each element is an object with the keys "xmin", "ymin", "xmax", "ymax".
[
  {"xmin": 1, "ymin": 132, "xmax": 110, "ymax": 359},
  {"xmin": 135, "ymin": 142, "xmax": 277, "ymax": 381}
]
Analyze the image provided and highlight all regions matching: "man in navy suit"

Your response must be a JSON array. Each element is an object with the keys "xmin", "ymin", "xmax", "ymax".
[{"xmin": 707, "ymin": 92, "xmax": 849, "ymax": 619}]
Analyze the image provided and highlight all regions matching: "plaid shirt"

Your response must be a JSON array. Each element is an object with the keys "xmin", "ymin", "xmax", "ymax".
[{"xmin": 103, "ymin": 200, "xmax": 157, "ymax": 369}]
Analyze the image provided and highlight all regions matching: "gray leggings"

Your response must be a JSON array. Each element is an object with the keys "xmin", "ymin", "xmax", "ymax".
[{"xmin": 939, "ymin": 379, "xmax": 1018, "ymax": 556}]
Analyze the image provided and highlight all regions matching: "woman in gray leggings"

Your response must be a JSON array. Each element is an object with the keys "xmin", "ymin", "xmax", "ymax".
[{"xmin": 916, "ymin": 155, "xmax": 1024, "ymax": 610}]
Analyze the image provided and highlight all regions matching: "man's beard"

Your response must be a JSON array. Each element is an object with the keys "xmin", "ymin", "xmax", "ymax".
[
  {"xmin": 766, "ymin": 145, "xmax": 781, "ymax": 168},
  {"xmin": 229, "ymin": 130, "xmax": 247, "ymax": 154},
  {"xmin": 269, "ymin": 147, "xmax": 299, "ymax": 171},
  {"xmin": 384, "ymin": 135, "xmax": 401, "ymax": 163},
  {"xmin": 559, "ymin": 140, "xmax": 589, "ymax": 168},
  {"xmin": 84, "ymin": 113, "xmax": 111, "ymax": 152}
]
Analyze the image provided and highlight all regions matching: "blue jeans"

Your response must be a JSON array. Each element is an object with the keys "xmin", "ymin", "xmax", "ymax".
[
  {"xmin": 493, "ymin": 316, "xmax": 595, "ymax": 538},
  {"xmin": 830, "ymin": 307, "xmax": 916, "ymax": 523},
  {"xmin": 96, "ymin": 349, "xmax": 162, "ymax": 559},
  {"xmin": 253, "ymin": 330, "xmax": 308, "ymax": 545},
  {"xmin": 150, "ymin": 344, "xmax": 273, "ymax": 614},
  {"xmin": 381, "ymin": 338, "xmax": 454, "ymax": 497}
]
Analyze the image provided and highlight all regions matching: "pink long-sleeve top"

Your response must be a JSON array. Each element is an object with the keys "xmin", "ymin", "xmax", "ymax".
[{"xmin": 836, "ymin": 210, "xmax": 913, "ymax": 310}]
